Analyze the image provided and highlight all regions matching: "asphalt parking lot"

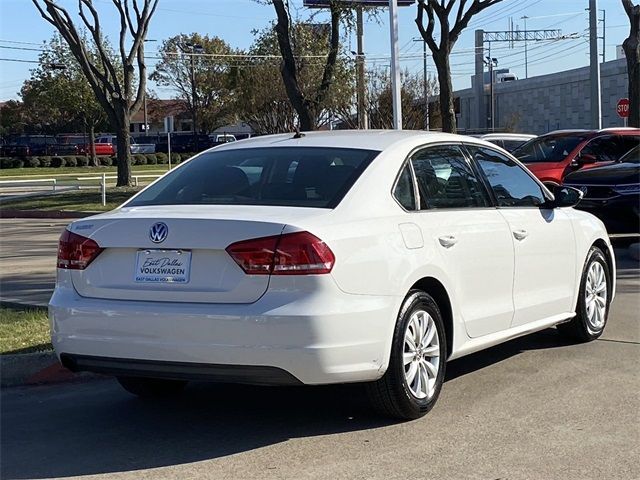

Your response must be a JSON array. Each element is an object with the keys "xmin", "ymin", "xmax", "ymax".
[{"xmin": 0, "ymin": 219, "xmax": 639, "ymax": 480}]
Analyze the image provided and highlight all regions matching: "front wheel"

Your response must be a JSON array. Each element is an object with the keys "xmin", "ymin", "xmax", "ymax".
[
  {"xmin": 367, "ymin": 290, "xmax": 447, "ymax": 420},
  {"xmin": 557, "ymin": 246, "xmax": 611, "ymax": 342}
]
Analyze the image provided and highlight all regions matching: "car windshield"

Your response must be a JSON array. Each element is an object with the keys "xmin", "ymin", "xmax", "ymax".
[
  {"xmin": 619, "ymin": 145, "xmax": 640, "ymax": 164},
  {"xmin": 513, "ymin": 134, "xmax": 588, "ymax": 163},
  {"xmin": 126, "ymin": 147, "xmax": 379, "ymax": 209}
]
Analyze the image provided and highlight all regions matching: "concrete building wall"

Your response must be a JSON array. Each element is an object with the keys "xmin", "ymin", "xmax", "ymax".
[{"xmin": 456, "ymin": 58, "xmax": 629, "ymax": 134}]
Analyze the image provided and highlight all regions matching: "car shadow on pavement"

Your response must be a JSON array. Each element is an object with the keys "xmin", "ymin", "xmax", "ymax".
[{"xmin": 1, "ymin": 327, "xmax": 574, "ymax": 480}]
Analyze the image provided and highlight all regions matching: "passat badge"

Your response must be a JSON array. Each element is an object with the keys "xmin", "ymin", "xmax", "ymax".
[{"xmin": 149, "ymin": 222, "xmax": 168, "ymax": 243}]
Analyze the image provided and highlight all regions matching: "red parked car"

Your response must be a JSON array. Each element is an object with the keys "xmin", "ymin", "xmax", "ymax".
[{"xmin": 513, "ymin": 128, "xmax": 640, "ymax": 186}]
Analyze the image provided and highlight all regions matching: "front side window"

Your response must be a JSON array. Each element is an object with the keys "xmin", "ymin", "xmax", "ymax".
[
  {"xmin": 469, "ymin": 146, "xmax": 546, "ymax": 207},
  {"xmin": 126, "ymin": 147, "xmax": 378, "ymax": 209},
  {"xmin": 410, "ymin": 145, "xmax": 490, "ymax": 209}
]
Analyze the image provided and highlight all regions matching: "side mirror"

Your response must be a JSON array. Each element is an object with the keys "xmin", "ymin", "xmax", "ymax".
[
  {"xmin": 545, "ymin": 185, "xmax": 583, "ymax": 208},
  {"xmin": 574, "ymin": 153, "xmax": 597, "ymax": 166}
]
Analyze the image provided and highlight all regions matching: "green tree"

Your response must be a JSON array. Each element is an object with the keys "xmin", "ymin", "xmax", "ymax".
[
  {"xmin": 32, "ymin": 0, "xmax": 158, "ymax": 186},
  {"xmin": 416, "ymin": 0, "xmax": 503, "ymax": 133},
  {"xmin": 20, "ymin": 34, "xmax": 110, "ymax": 165},
  {"xmin": 151, "ymin": 33, "xmax": 236, "ymax": 135},
  {"xmin": 235, "ymin": 22, "xmax": 355, "ymax": 133}
]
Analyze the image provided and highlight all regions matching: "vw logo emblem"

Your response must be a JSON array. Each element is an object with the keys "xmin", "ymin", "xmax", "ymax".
[
  {"xmin": 579, "ymin": 186, "xmax": 588, "ymax": 195},
  {"xmin": 149, "ymin": 222, "xmax": 168, "ymax": 243}
]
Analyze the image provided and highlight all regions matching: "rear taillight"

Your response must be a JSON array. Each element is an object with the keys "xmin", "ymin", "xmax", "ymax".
[
  {"xmin": 226, "ymin": 231, "xmax": 335, "ymax": 275},
  {"xmin": 57, "ymin": 229, "xmax": 103, "ymax": 270}
]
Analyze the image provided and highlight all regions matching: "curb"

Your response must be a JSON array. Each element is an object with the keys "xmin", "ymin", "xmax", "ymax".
[
  {"xmin": 0, "ymin": 351, "xmax": 99, "ymax": 387},
  {"xmin": 0, "ymin": 209, "xmax": 93, "ymax": 219}
]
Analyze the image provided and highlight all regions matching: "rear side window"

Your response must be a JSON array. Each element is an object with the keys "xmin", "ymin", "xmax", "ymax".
[
  {"xmin": 410, "ymin": 145, "xmax": 490, "ymax": 209},
  {"xmin": 580, "ymin": 135, "xmax": 640, "ymax": 162},
  {"xmin": 126, "ymin": 147, "xmax": 378, "ymax": 209},
  {"xmin": 393, "ymin": 163, "xmax": 416, "ymax": 210}
]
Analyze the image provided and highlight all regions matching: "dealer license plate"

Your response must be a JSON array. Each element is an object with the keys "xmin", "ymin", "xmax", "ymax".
[{"xmin": 134, "ymin": 249, "xmax": 192, "ymax": 283}]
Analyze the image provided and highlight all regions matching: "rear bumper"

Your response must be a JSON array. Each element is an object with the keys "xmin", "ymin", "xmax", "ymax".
[
  {"xmin": 60, "ymin": 354, "xmax": 302, "ymax": 385},
  {"xmin": 49, "ymin": 271, "xmax": 399, "ymax": 385}
]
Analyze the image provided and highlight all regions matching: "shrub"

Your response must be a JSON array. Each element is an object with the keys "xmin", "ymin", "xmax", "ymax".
[
  {"xmin": 24, "ymin": 157, "xmax": 41, "ymax": 168},
  {"xmin": 98, "ymin": 156, "xmax": 112, "ymax": 166},
  {"xmin": 64, "ymin": 156, "xmax": 77, "ymax": 167},
  {"xmin": 155, "ymin": 152, "xmax": 167, "ymax": 164},
  {"xmin": 75, "ymin": 155, "xmax": 89, "ymax": 167},
  {"xmin": 39, "ymin": 156, "xmax": 52, "ymax": 168},
  {"xmin": 171, "ymin": 153, "xmax": 181, "ymax": 164},
  {"xmin": 145, "ymin": 154, "xmax": 157, "ymax": 165},
  {"xmin": 0, "ymin": 157, "xmax": 12, "ymax": 169},
  {"xmin": 50, "ymin": 156, "xmax": 65, "ymax": 168},
  {"xmin": 110, "ymin": 155, "xmax": 118, "ymax": 166}
]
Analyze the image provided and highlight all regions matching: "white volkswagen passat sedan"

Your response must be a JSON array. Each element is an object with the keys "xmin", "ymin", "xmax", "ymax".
[{"xmin": 50, "ymin": 131, "xmax": 615, "ymax": 419}]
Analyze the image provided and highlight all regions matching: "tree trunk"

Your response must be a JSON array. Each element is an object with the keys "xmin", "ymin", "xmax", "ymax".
[
  {"xmin": 115, "ymin": 113, "xmax": 132, "ymax": 186},
  {"xmin": 433, "ymin": 52, "xmax": 456, "ymax": 133},
  {"xmin": 88, "ymin": 123, "xmax": 98, "ymax": 167},
  {"xmin": 623, "ymin": 16, "xmax": 640, "ymax": 128}
]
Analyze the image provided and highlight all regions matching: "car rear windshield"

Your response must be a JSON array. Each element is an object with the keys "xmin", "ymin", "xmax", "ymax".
[
  {"xmin": 513, "ymin": 134, "xmax": 588, "ymax": 163},
  {"xmin": 125, "ymin": 146, "xmax": 379, "ymax": 209}
]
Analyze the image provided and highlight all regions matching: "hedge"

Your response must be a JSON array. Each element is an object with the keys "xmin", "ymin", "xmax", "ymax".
[{"xmin": 0, "ymin": 153, "xmax": 198, "ymax": 169}]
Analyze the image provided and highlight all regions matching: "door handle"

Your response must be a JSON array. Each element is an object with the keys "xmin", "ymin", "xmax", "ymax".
[
  {"xmin": 438, "ymin": 235, "xmax": 458, "ymax": 248},
  {"xmin": 513, "ymin": 229, "xmax": 529, "ymax": 241}
]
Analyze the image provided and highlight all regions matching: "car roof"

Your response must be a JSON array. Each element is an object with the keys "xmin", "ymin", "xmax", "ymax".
[
  {"xmin": 480, "ymin": 133, "xmax": 536, "ymax": 140},
  {"xmin": 208, "ymin": 129, "xmax": 474, "ymax": 153}
]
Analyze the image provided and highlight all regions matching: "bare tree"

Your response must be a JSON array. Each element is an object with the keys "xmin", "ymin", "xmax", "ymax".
[
  {"xmin": 622, "ymin": 0, "xmax": 640, "ymax": 128},
  {"xmin": 31, "ymin": 0, "xmax": 158, "ymax": 186},
  {"xmin": 271, "ymin": 0, "xmax": 341, "ymax": 131},
  {"xmin": 416, "ymin": 0, "xmax": 502, "ymax": 133}
]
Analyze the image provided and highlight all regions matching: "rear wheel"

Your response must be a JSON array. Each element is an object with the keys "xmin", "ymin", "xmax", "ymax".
[
  {"xmin": 117, "ymin": 376, "xmax": 187, "ymax": 398},
  {"xmin": 367, "ymin": 290, "xmax": 447, "ymax": 420},
  {"xmin": 557, "ymin": 246, "xmax": 610, "ymax": 342}
]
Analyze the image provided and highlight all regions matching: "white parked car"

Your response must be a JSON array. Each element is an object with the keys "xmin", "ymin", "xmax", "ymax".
[
  {"xmin": 479, "ymin": 133, "xmax": 537, "ymax": 153},
  {"xmin": 50, "ymin": 130, "xmax": 615, "ymax": 419}
]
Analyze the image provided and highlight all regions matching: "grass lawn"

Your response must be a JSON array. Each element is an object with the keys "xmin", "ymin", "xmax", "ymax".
[
  {"xmin": 0, "ymin": 187, "xmax": 141, "ymax": 212},
  {"xmin": 0, "ymin": 164, "xmax": 169, "ymax": 178},
  {"xmin": 0, "ymin": 306, "xmax": 52, "ymax": 355}
]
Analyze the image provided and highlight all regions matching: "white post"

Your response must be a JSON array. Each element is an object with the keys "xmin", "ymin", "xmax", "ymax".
[
  {"xmin": 389, "ymin": 0, "xmax": 402, "ymax": 130},
  {"xmin": 101, "ymin": 173, "xmax": 106, "ymax": 207},
  {"xmin": 52, "ymin": 179, "xmax": 56, "ymax": 193},
  {"xmin": 168, "ymin": 132, "xmax": 172, "ymax": 170}
]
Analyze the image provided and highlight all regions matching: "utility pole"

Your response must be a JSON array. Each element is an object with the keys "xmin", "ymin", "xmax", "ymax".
[
  {"xmin": 521, "ymin": 15, "xmax": 529, "ymax": 78},
  {"xmin": 356, "ymin": 7, "xmax": 368, "ymax": 130},
  {"xmin": 599, "ymin": 9, "xmax": 606, "ymax": 62},
  {"xmin": 389, "ymin": 0, "xmax": 402, "ymax": 130},
  {"xmin": 475, "ymin": 29, "xmax": 485, "ymax": 130},
  {"xmin": 589, "ymin": 0, "xmax": 602, "ymax": 129},
  {"xmin": 485, "ymin": 56, "xmax": 498, "ymax": 131}
]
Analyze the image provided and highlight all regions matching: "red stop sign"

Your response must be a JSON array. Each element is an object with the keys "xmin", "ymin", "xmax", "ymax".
[{"xmin": 617, "ymin": 98, "xmax": 630, "ymax": 118}]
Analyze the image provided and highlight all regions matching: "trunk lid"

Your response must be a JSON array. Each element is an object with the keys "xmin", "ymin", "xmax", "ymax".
[{"xmin": 68, "ymin": 205, "xmax": 330, "ymax": 303}]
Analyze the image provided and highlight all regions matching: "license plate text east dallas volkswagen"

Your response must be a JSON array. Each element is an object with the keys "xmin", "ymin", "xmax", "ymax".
[{"xmin": 51, "ymin": 131, "xmax": 615, "ymax": 419}]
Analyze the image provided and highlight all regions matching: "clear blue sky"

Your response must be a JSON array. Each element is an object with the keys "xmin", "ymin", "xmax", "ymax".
[{"xmin": 0, "ymin": 0, "xmax": 631, "ymax": 101}]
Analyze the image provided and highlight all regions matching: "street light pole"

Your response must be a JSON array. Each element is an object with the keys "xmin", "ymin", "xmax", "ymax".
[
  {"xmin": 521, "ymin": 15, "xmax": 529, "ymax": 79},
  {"xmin": 389, "ymin": 0, "xmax": 402, "ymax": 130}
]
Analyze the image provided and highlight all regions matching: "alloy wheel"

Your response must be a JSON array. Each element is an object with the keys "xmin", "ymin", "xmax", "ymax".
[
  {"xmin": 585, "ymin": 261, "xmax": 607, "ymax": 332},
  {"xmin": 403, "ymin": 310, "xmax": 440, "ymax": 400}
]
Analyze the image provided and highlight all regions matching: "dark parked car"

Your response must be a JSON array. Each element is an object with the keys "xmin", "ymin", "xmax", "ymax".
[
  {"xmin": 155, "ymin": 133, "xmax": 212, "ymax": 154},
  {"xmin": 1, "ymin": 135, "xmax": 58, "ymax": 157},
  {"xmin": 52, "ymin": 134, "xmax": 92, "ymax": 156},
  {"xmin": 564, "ymin": 145, "xmax": 640, "ymax": 234}
]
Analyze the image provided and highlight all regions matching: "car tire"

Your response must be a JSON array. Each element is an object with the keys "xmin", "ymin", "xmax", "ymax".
[
  {"xmin": 557, "ymin": 246, "xmax": 611, "ymax": 342},
  {"xmin": 117, "ymin": 376, "xmax": 187, "ymax": 398},
  {"xmin": 366, "ymin": 290, "xmax": 447, "ymax": 420}
]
